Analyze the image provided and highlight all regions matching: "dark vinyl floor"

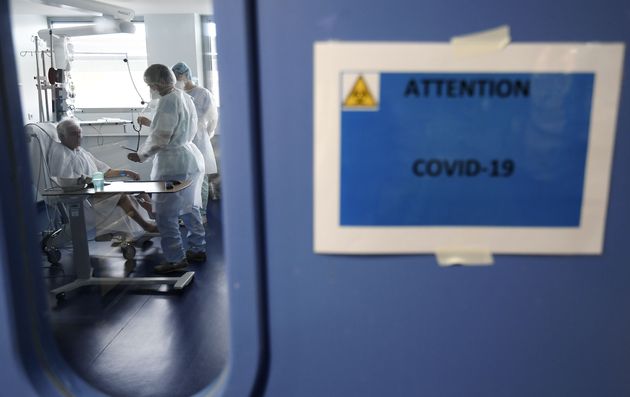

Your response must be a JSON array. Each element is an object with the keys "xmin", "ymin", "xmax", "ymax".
[{"xmin": 42, "ymin": 200, "xmax": 228, "ymax": 397}]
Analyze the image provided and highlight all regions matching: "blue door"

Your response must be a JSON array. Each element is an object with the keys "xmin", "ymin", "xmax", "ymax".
[
  {"xmin": 215, "ymin": 0, "xmax": 630, "ymax": 396},
  {"xmin": 1, "ymin": 1, "xmax": 630, "ymax": 396}
]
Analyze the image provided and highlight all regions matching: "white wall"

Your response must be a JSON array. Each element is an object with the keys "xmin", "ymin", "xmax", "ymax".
[
  {"xmin": 11, "ymin": 13, "xmax": 207, "ymax": 124},
  {"xmin": 144, "ymin": 14, "xmax": 205, "ymax": 86},
  {"xmin": 10, "ymin": 14, "xmax": 48, "ymax": 124},
  {"xmin": 11, "ymin": 12, "xmax": 206, "ymax": 180}
]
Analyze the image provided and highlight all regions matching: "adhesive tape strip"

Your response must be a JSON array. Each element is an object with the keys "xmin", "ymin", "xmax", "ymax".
[
  {"xmin": 435, "ymin": 249, "xmax": 494, "ymax": 267},
  {"xmin": 450, "ymin": 25, "xmax": 511, "ymax": 57}
]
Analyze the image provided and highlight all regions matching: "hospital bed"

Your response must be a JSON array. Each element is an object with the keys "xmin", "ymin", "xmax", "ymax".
[
  {"xmin": 25, "ymin": 122, "xmax": 144, "ymax": 262},
  {"xmin": 26, "ymin": 122, "xmax": 65, "ymax": 263}
]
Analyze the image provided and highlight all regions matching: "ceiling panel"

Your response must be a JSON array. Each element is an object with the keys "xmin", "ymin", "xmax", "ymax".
[{"xmin": 9, "ymin": 0, "xmax": 213, "ymax": 17}]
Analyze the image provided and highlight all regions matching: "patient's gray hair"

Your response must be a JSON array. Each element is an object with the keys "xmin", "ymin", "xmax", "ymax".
[{"xmin": 56, "ymin": 118, "xmax": 80, "ymax": 139}]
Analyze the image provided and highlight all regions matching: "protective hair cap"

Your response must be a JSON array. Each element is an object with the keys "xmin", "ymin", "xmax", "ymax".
[
  {"xmin": 56, "ymin": 117, "xmax": 80, "ymax": 138},
  {"xmin": 144, "ymin": 64, "xmax": 176, "ymax": 90},
  {"xmin": 171, "ymin": 62, "xmax": 192, "ymax": 80}
]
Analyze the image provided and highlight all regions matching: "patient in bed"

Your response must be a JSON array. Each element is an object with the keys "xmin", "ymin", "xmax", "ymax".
[{"xmin": 49, "ymin": 118, "xmax": 158, "ymax": 235}]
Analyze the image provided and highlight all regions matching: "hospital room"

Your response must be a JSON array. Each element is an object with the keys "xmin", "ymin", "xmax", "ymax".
[
  {"xmin": 2, "ymin": 0, "xmax": 630, "ymax": 396},
  {"xmin": 7, "ymin": 0, "xmax": 229, "ymax": 396}
]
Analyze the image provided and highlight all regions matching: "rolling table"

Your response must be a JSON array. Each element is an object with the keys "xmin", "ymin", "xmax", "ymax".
[{"xmin": 43, "ymin": 180, "xmax": 195, "ymax": 298}]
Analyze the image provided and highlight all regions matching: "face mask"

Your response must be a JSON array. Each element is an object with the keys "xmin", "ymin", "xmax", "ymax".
[
  {"xmin": 175, "ymin": 81, "xmax": 185, "ymax": 90},
  {"xmin": 150, "ymin": 88, "xmax": 160, "ymax": 100}
]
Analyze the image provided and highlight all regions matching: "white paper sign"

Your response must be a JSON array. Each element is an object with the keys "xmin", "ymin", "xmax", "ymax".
[{"xmin": 313, "ymin": 42, "xmax": 624, "ymax": 254}]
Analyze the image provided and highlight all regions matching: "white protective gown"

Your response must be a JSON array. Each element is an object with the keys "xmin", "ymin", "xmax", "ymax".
[
  {"xmin": 186, "ymin": 86, "xmax": 218, "ymax": 174},
  {"xmin": 138, "ymin": 89, "xmax": 204, "ymax": 213},
  {"xmin": 48, "ymin": 142, "xmax": 144, "ymax": 237}
]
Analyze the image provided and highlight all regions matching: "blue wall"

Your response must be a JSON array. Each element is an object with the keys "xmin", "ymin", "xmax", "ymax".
[{"xmin": 216, "ymin": 0, "xmax": 630, "ymax": 396}]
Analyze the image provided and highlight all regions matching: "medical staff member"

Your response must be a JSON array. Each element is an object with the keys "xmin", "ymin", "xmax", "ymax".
[
  {"xmin": 128, "ymin": 64, "xmax": 206, "ymax": 274},
  {"xmin": 172, "ymin": 62, "xmax": 218, "ymax": 221}
]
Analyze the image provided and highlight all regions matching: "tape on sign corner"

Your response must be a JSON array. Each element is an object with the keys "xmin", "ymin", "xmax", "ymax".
[
  {"xmin": 435, "ymin": 249, "xmax": 495, "ymax": 267},
  {"xmin": 449, "ymin": 25, "xmax": 512, "ymax": 57}
]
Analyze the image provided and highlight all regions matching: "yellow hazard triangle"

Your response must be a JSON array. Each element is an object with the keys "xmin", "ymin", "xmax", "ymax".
[{"xmin": 344, "ymin": 76, "xmax": 377, "ymax": 107}]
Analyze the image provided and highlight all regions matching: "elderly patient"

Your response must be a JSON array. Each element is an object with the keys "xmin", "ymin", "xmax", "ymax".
[{"xmin": 49, "ymin": 118, "xmax": 158, "ymax": 234}]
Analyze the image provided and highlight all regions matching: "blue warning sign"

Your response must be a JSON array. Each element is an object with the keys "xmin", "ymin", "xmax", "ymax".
[{"xmin": 340, "ymin": 72, "xmax": 595, "ymax": 226}]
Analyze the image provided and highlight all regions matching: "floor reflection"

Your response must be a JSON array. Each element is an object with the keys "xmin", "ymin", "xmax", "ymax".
[{"xmin": 43, "ymin": 201, "xmax": 228, "ymax": 397}]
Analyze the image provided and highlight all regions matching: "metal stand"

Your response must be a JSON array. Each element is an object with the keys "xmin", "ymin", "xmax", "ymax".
[
  {"xmin": 50, "ymin": 195, "xmax": 194, "ymax": 298},
  {"xmin": 50, "ymin": 272, "xmax": 195, "ymax": 297}
]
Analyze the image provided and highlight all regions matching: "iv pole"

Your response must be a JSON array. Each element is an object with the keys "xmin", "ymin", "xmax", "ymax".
[{"xmin": 34, "ymin": 37, "xmax": 44, "ymax": 122}]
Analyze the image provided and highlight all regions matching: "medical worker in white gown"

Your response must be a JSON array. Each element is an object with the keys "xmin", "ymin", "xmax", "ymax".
[
  {"xmin": 128, "ymin": 64, "xmax": 206, "ymax": 274},
  {"xmin": 172, "ymin": 62, "xmax": 218, "ymax": 221}
]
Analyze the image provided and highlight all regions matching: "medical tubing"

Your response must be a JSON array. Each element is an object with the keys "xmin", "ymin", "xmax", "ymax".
[
  {"xmin": 129, "ymin": 108, "xmax": 142, "ymax": 151},
  {"xmin": 123, "ymin": 57, "xmax": 146, "ymax": 105},
  {"xmin": 86, "ymin": 124, "xmax": 105, "ymax": 146},
  {"xmin": 131, "ymin": 107, "xmax": 142, "ymax": 134}
]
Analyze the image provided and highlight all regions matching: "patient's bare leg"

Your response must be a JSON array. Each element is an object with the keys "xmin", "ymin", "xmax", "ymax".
[
  {"xmin": 136, "ymin": 193, "xmax": 154, "ymax": 215},
  {"xmin": 117, "ymin": 194, "xmax": 158, "ymax": 233}
]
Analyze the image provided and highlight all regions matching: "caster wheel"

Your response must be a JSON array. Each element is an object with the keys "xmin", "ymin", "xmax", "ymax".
[
  {"xmin": 122, "ymin": 245, "xmax": 136, "ymax": 260},
  {"xmin": 41, "ymin": 236, "xmax": 49, "ymax": 252},
  {"xmin": 46, "ymin": 247, "xmax": 61, "ymax": 264}
]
